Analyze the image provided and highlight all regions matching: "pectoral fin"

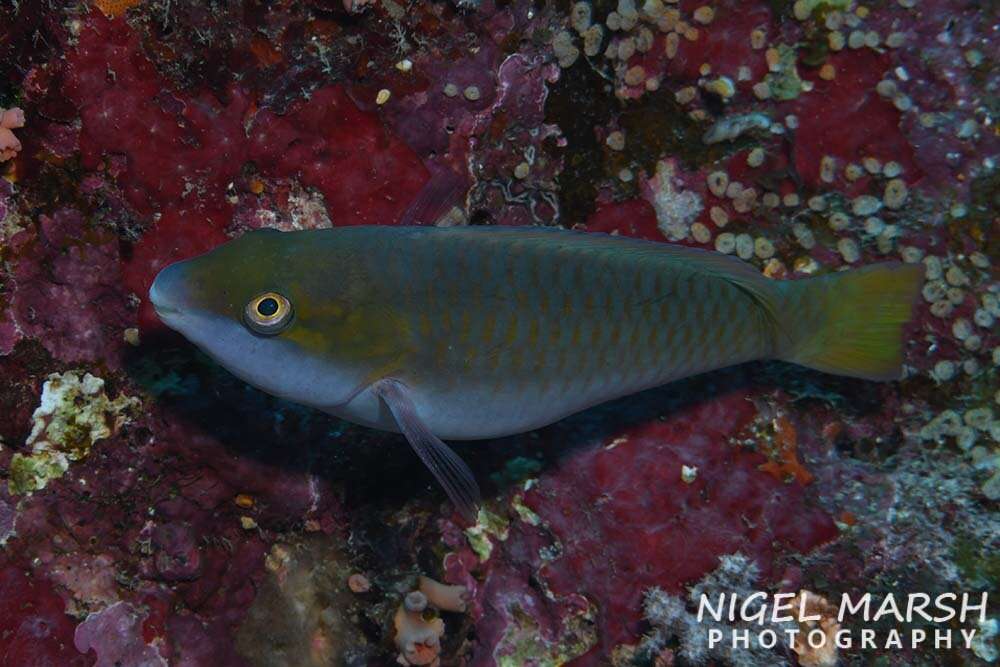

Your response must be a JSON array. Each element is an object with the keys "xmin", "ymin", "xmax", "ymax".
[{"xmin": 373, "ymin": 379, "xmax": 481, "ymax": 521}]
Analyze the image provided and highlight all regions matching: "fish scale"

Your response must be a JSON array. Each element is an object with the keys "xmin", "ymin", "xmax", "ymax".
[{"xmin": 395, "ymin": 229, "xmax": 757, "ymax": 414}]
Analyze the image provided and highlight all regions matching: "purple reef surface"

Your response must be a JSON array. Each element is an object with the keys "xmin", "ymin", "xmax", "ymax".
[{"xmin": 0, "ymin": 0, "xmax": 997, "ymax": 666}]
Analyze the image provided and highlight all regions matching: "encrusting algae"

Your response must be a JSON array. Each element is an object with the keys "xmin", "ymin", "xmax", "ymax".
[{"xmin": 8, "ymin": 371, "xmax": 140, "ymax": 495}]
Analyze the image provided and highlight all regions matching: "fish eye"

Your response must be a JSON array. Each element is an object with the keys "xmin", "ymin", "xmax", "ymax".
[
  {"xmin": 244, "ymin": 292, "xmax": 293, "ymax": 335},
  {"xmin": 257, "ymin": 297, "xmax": 279, "ymax": 317}
]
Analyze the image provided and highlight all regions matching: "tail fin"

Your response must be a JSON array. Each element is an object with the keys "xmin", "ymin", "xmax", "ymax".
[{"xmin": 776, "ymin": 263, "xmax": 922, "ymax": 381}]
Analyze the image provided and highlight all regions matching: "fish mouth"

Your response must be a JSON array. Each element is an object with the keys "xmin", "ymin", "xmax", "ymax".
[
  {"xmin": 151, "ymin": 301, "xmax": 185, "ymax": 332},
  {"xmin": 152, "ymin": 301, "xmax": 181, "ymax": 320},
  {"xmin": 149, "ymin": 262, "xmax": 188, "ymax": 325},
  {"xmin": 148, "ymin": 282, "xmax": 175, "ymax": 316}
]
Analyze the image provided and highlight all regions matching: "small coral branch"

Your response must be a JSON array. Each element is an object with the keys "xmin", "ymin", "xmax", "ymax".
[
  {"xmin": 393, "ymin": 577, "xmax": 469, "ymax": 666},
  {"xmin": 0, "ymin": 107, "xmax": 25, "ymax": 163},
  {"xmin": 418, "ymin": 575, "xmax": 469, "ymax": 613},
  {"xmin": 394, "ymin": 591, "xmax": 445, "ymax": 666}
]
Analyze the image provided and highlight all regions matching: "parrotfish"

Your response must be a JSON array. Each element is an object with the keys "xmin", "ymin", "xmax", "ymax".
[{"xmin": 149, "ymin": 226, "xmax": 920, "ymax": 518}]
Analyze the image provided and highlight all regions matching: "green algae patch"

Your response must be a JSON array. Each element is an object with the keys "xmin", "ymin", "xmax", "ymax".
[
  {"xmin": 8, "ymin": 371, "xmax": 140, "ymax": 495},
  {"xmin": 764, "ymin": 44, "xmax": 807, "ymax": 101},
  {"xmin": 511, "ymin": 493, "xmax": 542, "ymax": 527},
  {"xmin": 494, "ymin": 602, "xmax": 597, "ymax": 667},
  {"xmin": 9, "ymin": 453, "xmax": 70, "ymax": 497},
  {"xmin": 795, "ymin": 0, "xmax": 850, "ymax": 16},
  {"xmin": 769, "ymin": 0, "xmax": 848, "ymax": 18},
  {"xmin": 464, "ymin": 506, "xmax": 510, "ymax": 562}
]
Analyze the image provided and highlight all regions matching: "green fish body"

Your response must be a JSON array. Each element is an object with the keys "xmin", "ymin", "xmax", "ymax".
[{"xmin": 150, "ymin": 225, "xmax": 921, "ymax": 517}]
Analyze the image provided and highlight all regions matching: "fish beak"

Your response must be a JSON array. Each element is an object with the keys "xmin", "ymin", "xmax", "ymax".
[{"xmin": 149, "ymin": 261, "xmax": 188, "ymax": 325}]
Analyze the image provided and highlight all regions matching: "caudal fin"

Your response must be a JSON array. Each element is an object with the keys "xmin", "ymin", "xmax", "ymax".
[{"xmin": 777, "ymin": 263, "xmax": 922, "ymax": 381}]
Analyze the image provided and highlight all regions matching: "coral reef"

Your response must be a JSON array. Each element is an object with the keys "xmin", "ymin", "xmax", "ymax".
[{"xmin": 0, "ymin": 0, "xmax": 996, "ymax": 665}]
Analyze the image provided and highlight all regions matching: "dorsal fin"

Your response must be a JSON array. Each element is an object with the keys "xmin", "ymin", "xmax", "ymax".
[{"xmin": 398, "ymin": 169, "xmax": 467, "ymax": 226}]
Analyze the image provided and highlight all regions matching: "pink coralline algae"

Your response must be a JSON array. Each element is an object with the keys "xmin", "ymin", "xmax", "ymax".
[
  {"xmin": 0, "ymin": 565, "xmax": 90, "ymax": 666},
  {"xmin": 787, "ymin": 48, "xmax": 919, "ymax": 192},
  {"xmin": 48, "ymin": 1, "xmax": 548, "ymax": 241},
  {"xmin": 445, "ymin": 388, "xmax": 837, "ymax": 664},
  {"xmin": 529, "ymin": 397, "xmax": 837, "ymax": 644},
  {"xmin": 60, "ymin": 11, "xmax": 429, "ymax": 328},
  {"xmin": 3, "ymin": 208, "xmax": 131, "ymax": 364},
  {"xmin": 0, "ymin": 0, "xmax": 997, "ymax": 665},
  {"xmin": 74, "ymin": 601, "xmax": 167, "ymax": 667},
  {"xmin": 248, "ymin": 86, "xmax": 429, "ymax": 225}
]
